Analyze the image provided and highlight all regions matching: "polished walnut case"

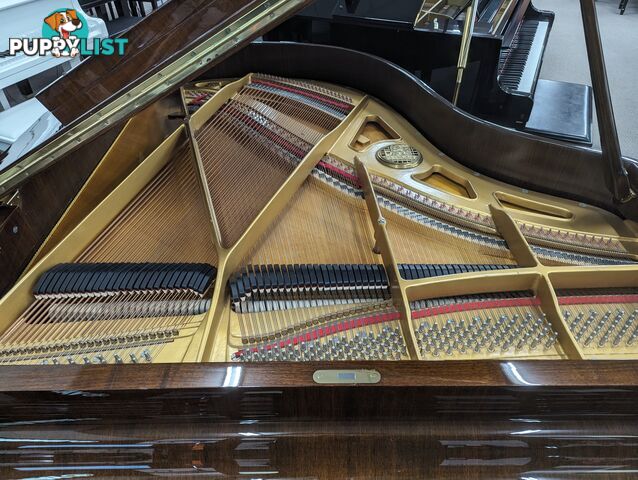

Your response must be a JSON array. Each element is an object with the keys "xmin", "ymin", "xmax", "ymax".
[{"xmin": 0, "ymin": 1, "xmax": 638, "ymax": 478}]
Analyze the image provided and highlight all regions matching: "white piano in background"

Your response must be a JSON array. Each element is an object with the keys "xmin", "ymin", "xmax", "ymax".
[{"xmin": 0, "ymin": 0, "xmax": 107, "ymax": 168}]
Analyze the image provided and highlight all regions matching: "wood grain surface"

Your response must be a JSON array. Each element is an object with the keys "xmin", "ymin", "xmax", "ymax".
[{"xmin": 1, "ymin": 361, "xmax": 638, "ymax": 391}]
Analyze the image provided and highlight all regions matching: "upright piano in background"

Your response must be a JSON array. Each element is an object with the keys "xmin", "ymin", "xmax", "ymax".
[
  {"xmin": 0, "ymin": 0, "xmax": 637, "ymax": 478},
  {"xmin": 265, "ymin": 0, "xmax": 594, "ymax": 144}
]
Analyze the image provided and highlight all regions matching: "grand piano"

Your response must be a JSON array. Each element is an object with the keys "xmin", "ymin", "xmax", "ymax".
[
  {"xmin": 265, "ymin": 0, "xmax": 594, "ymax": 144},
  {"xmin": 0, "ymin": 0, "xmax": 637, "ymax": 478}
]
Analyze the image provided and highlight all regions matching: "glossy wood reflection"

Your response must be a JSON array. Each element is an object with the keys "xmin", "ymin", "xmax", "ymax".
[
  {"xmin": 2, "ymin": 421, "xmax": 638, "ymax": 479},
  {"xmin": 2, "ymin": 381, "xmax": 638, "ymax": 479}
]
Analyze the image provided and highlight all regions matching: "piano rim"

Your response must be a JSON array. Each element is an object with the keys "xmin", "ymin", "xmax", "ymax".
[{"xmin": 1, "ymin": 360, "xmax": 638, "ymax": 391}]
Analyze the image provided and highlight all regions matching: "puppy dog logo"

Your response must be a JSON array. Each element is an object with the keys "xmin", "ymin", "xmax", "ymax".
[
  {"xmin": 8, "ymin": 8, "xmax": 127, "ymax": 57},
  {"xmin": 42, "ymin": 9, "xmax": 88, "ymax": 58}
]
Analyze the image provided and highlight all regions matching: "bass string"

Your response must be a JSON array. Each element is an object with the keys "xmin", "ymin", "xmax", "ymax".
[
  {"xmin": 78, "ymin": 150, "xmax": 183, "ymax": 262},
  {"xmin": 1, "ymin": 288, "xmax": 206, "ymax": 363},
  {"xmin": 41, "ymin": 289, "xmax": 184, "ymax": 350},
  {"xmin": 10, "ymin": 107, "xmax": 216, "ymax": 358},
  {"xmin": 248, "ymin": 75, "xmax": 351, "ymax": 122},
  {"xmin": 78, "ymin": 149, "xmax": 178, "ymax": 261},
  {"xmin": 232, "ymin": 94, "xmax": 326, "ymax": 145},
  {"xmin": 197, "ymin": 105, "xmax": 297, "ymax": 246},
  {"xmin": 0, "ymin": 295, "xmax": 59, "ymax": 348},
  {"xmin": 247, "ymin": 74, "xmax": 351, "ymax": 111},
  {"xmin": 81, "ymin": 151, "xmax": 196, "ymax": 262},
  {"xmin": 79, "ymin": 145, "xmax": 217, "ymax": 265},
  {"xmin": 6, "ymin": 290, "xmax": 142, "ymax": 353},
  {"xmin": 0, "ymin": 147, "xmax": 216, "ymax": 362},
  {"xmin": 196, "ymin": 82, "xmax": 322, "ymax": 167},
  {"xmin": 242, "ymin": 85, "xmax": 341, "ymax": 134}
]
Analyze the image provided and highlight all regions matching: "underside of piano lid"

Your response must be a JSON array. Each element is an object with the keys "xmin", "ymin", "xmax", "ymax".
[{"xmin": 0, "ymin": 69, "xmax": 636, "ymax": 366}]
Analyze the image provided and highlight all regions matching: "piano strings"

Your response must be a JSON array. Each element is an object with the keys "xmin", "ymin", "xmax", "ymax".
[
  {"xmin": 1, "ymin": 71, "xmax": 636, "ymax": 365},
  {"xmin": 229, "ymin": 149, "xmax": 519, "ymax": 352},
  {"xmin": 196, "ymin": 74, "xmax": 354, "ymax": 248},
  {"xmin": 559, "ymin": 288, "xmax": 638, "ymax": 355},
  {"xmin": 411, "ymin": 291, "xmax": 561, "ymax": 359},
  {"xmin": 0, "ymin": 145, "xmax": 218, "ymax": 364},
  {"xmin": 231, "ymin": 176, "xmax": 384, "ymax": 344}
]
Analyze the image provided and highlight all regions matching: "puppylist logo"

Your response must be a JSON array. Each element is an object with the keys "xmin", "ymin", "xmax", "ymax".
[{"xmin": 9, "ymin": 8, "xmax": 127, "ymax": 58}]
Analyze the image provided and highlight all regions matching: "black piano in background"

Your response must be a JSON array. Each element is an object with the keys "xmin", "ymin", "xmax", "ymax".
[{"xmin": 264, "ymin": 0, "xmax": 594, "ymax": 144}]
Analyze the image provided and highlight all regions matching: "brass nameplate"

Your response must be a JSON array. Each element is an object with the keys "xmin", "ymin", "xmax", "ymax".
[{"xmin": 313, "ymin": 369, "xmax": 381, "ymax": 384}]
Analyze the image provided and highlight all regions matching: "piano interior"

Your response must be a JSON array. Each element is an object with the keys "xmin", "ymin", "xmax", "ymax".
[{"xmin": 1, "ymin": 72, "xmax": 636, "ymax": 365}]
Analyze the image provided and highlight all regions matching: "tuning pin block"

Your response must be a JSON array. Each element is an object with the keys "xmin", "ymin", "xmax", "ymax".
[
  {"xmin": 416, "ymin": 311, "xmax": 557, "ymax": 358},
  {"xmin": 234, "ymin": 325, "xmax": 407, "ymax": 362},
  {"xmin": 566, "ymin": 307, "xmax": 638, "ymax": 350}
]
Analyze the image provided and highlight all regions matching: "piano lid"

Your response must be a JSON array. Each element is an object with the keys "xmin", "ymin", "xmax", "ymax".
[{"xmin": 0, "ymin": 0, "xmax": 311, "ymax": 195}]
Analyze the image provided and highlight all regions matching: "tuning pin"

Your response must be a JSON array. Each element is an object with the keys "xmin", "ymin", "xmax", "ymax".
[
  {"xmin": 598, "ymin": 333, "xmax": 611, "ymax": 348},
  {"xmin": 544, "ymin": 332, "xmax": 558, "ymax": 350},
  {"xmin": 529, "ymin": 335, "xmax": 540, "ymax": 350},
  {"xmin": 576, "ymin": 316, "xmax": 593, "ymax": 340},
  {"xmin": 623, "ymin": 315, "xmax": 635, "ymax": 330},
  {"xmin": 627, "ymin": 323, "xmax": 638, "ymax": 346},
  {"xmin": 613, "ymin": 326, "xmax": 629, "ymax": 346},
  {"xmin": 516, "ymin": 334, "xmax": 529, "ymax": 351}
]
